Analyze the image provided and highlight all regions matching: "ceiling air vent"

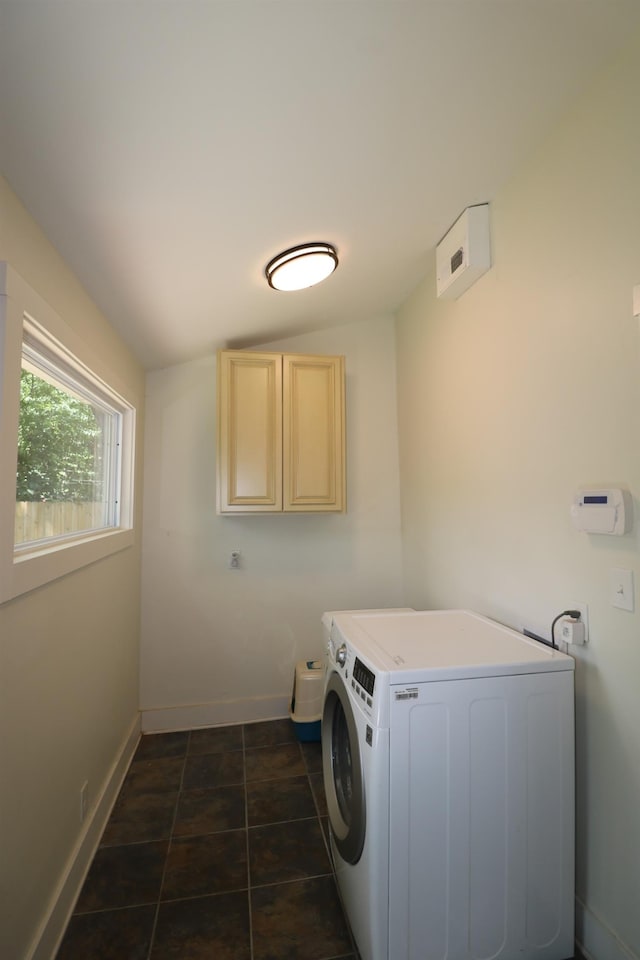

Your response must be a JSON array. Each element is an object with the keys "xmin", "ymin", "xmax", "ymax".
[{"xmin": 436, "ymin": 203, "xmax": 491, "ymax": 300}]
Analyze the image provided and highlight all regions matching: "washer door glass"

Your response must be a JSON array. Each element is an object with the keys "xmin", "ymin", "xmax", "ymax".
[
  {"xmin": 322, "ymin": 671, "xmax": 365, "ymax": 864},
  {"xmin": 333, "ymin": 697, "xmax": 355, "ymax": 825}
]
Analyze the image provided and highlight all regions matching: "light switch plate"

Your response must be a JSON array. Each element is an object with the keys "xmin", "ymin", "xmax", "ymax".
[{"xmin": 610, "ymin": 567, "xmax": 634, "ymax": 612}]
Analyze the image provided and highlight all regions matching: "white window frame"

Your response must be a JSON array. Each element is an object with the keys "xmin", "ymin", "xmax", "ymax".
[{"xmin": 0, "ymin": 263, "xmax": 136, "ymax": 604}]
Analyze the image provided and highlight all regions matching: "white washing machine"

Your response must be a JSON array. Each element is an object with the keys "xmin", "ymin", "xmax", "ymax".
[{"xmin": 321, "ymin": 609, "xmax": 575, "ymax": 960}]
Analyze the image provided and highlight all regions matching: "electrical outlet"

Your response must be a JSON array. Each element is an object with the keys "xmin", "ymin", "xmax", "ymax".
[
  {"xmin": 80, "ymin": 781, "xmax": 89, "ymax": 822},
  {"xmin": 229, "ymin": 551, "xmax": 241, "ymax": 570},
  {"xmin": 569, "ymin": 602, "xmax": 589, "ymax": 644}
]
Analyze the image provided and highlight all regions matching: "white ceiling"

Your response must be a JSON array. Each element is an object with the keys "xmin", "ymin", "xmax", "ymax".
[{"xmin": 1, "ymin": 1, "xmax": 639, "ymax": 370}]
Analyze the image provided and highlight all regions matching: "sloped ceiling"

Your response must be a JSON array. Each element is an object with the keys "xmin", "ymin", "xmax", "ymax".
[{"xmin": 1, "ymin": 1, "xmax": 639, "ymax": 369}]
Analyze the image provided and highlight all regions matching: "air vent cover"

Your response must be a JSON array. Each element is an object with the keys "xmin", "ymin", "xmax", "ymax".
[{"xmin": 436, "ymin": 204, "xmax": 491, "ymax": 300}]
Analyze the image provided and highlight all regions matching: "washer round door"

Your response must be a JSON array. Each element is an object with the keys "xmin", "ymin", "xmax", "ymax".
[{"xmin": 322, "ymin": 670, "xmax": 366, "ymax": 865}]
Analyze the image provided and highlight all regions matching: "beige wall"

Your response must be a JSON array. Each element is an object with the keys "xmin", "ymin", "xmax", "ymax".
[
  {"xmin": 140, "ymin": 318, "xmax": 404, "ymax": 730},
  {"xmin": 0, "ymin": 176, "xmax": 145, "ymax": 960},
  {"xmin": 395, "ymin": 42, "xmax": 640, "ymax": 960}
]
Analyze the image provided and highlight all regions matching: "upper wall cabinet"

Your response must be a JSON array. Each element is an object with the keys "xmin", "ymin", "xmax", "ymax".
[{"xmin": 217, "ymin": 350, "xmax": 346, "ymax": 514}]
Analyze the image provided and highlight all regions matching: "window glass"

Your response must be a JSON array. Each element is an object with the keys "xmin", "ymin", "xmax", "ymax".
[{"xmin": 15, "ymin": 362, "xmax": 121, "ymax": 546}]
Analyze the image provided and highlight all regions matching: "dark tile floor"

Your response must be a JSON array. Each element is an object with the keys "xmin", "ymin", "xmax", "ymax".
[{"xmin": 56, "ymin": 719, "xmax": 356, "ymax": 960}]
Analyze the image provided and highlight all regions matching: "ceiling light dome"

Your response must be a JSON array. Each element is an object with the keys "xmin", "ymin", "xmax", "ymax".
[{"xmin": 265, "ymin": 242, "xmax": 338, "ymax": 291}]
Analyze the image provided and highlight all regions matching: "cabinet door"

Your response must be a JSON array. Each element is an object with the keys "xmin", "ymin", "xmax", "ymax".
[
  {"xmin": 283, "ymin": 355, "xmax": 345, "ymax": 512},
  {"xmin": 217, "ymin": 351, "xmax": 282, "ymax": 512}
]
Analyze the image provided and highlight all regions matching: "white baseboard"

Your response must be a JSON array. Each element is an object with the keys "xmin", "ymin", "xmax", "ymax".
[
  {"xmin": 576, "ymin": 897, "xmax": 638, "ymax": 960},
  {"xmin": 27, "ymin": 714, "xmax": 141, "ymax": 960},
  {"xmin": 140, "ymin": 694, "xmax": 290, "ymax": 732}
]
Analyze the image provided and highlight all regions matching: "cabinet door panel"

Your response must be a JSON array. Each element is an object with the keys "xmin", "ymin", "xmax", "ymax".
[
  {"xmin": 217, "ymin": 352, "xmax": 282, "ymax": 512},
  {"xmin": 283, "ymin": 355, "xmax": 345, "ymax": 511}
]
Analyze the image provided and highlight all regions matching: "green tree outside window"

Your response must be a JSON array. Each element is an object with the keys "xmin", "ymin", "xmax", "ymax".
[{"xmin": 17, "ymin": 370, "xmax": 104, "ymax": 503}]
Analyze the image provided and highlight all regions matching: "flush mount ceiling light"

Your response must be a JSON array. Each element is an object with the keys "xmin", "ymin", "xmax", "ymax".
[{"xmin": 265, "ymin": 242, "xmax": 338, "ymax": 291}]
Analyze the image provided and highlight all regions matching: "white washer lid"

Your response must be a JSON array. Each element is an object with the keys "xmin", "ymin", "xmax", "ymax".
[
  {"xmin": 321, "ymin": 607, "xmax": 413, "ymax": 631},
  {"xmin": 333, "ymin": 609, "xmax": 574, "ymax": 680}
]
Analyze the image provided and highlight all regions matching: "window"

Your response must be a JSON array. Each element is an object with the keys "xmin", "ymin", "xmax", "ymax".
[
  {"xmin": 0, "ymin": 264, "xmax": 136, "ymax": 603},
  {"xmin": 15, "ymin": 319, "xmax": 129, "ymax": 548}
]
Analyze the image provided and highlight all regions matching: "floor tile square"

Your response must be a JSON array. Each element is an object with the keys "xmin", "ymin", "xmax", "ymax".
[
  {"xmin": 162, "ymin": 830, "xmax": 247, "ymax": 899},
  {"xmin": 300, "ymin": 740, "xmax": 323, "ymax": 774},
  {"xmin": 182, "ymin": 750, "xmax": 244, "ymax": 789},
  {"xmin": 251, "ymin": 875, "xmax": 352, "ymax": 960},
  {"xmin": 133, "ymin": 732, "xmax": 189, "ymax": 762},
  {"xmin": 245, "ymin": 743, "xmax": 305, "ymax": 782},
  {"xmin": 151, "ymin": 891, "xmax": 251, "ymax": 960},
  {"xmin": 56, "ymin": 904, "xmax": 156, "ymax": 960},
  {"xmin": 75, "ymin": 840, "xmax": 168, "ymax": 913},
  {"xmin": 101, "ymin": 790, "xmax": 178, "ymax": 846},
  {"xmin": 188, "ymin": 725, "xmax": 243, "ymax": 756},
  {"xmin": 121, "ymin": 756, "xmax": 185, "ymax": 796},
  {"xmin": 247, "ymin": 775, "xmax": 316, "ymax": 827},
  {"xmin": 249, "ymin": 818, "xmax": 331, "ymax": 886},
  {"xmin": 243, "ymin": 718, "xmax": 297, "ymax": 749},
  {"xmin": 173, "ymin": 784, "xmax": 245, "ymax": 837}
]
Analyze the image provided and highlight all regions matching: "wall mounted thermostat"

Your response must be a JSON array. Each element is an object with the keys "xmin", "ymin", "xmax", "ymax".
[{"xmin": 571, "ymin": 488, "xmax": 632, "ymax": 535}]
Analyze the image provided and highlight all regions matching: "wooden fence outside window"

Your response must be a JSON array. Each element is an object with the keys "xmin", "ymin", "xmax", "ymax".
[{"xmin": 15, "ymin": 502, "xmax": 108, "ymax": 544}]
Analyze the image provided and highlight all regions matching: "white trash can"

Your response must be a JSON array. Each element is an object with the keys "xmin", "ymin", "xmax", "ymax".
[{"xmin": 289, "ymin": 659, "xmax": 324, "ymax": 742}]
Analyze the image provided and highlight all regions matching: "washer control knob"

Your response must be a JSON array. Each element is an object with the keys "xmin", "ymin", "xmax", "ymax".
[{"xmin": 336, "ymin": 643, "xmax": 347, "ymax": 668}]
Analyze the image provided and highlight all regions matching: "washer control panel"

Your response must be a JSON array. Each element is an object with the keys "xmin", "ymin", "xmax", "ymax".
[
  {"xmin": 353, "ymin": 657, "xmax": 375, "ymax": 695},
  {"xmin": 350, "ymin": 656, "xmax": 375, "ymax": 710},
  {"xmin": 329, "ymin": 622, "xmax": 379, "ymax": 719}
]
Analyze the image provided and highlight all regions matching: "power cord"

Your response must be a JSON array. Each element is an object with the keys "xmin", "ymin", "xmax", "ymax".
[{"xmin": 550, "ymin": 609, "xmax": 581, "ymax": 649}]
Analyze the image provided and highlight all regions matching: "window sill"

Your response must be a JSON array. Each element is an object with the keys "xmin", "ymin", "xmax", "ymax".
[{"xmin": 1, "ymin": 527, "xmax": 135, "ymax": 605}]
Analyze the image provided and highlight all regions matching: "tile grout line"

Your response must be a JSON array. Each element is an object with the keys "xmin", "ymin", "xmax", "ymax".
[
  {"xmin": 144, "ymin": 731, "xmax": 191, "ymax": 960},
  {"xmin": 242, "ymin": 724, "xmax": 256, "ymax": 960},
  {"xmin": 59, "ymin": 725, "xmax": 353, "ymax": 959},
  {"xmin": 299, "ymin": 739, "xmax": 356, "ymax": 960},
  {"xmin": 305, "ymin": 740, "xmax": 333, "ymax": 865},
  {"xmin": 305, "ymin": 739, "xmax": 360, "ymax": 960},
  {"xmin": 301, "ymin": 737, "xmax": 337, "ymax": 877}
]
